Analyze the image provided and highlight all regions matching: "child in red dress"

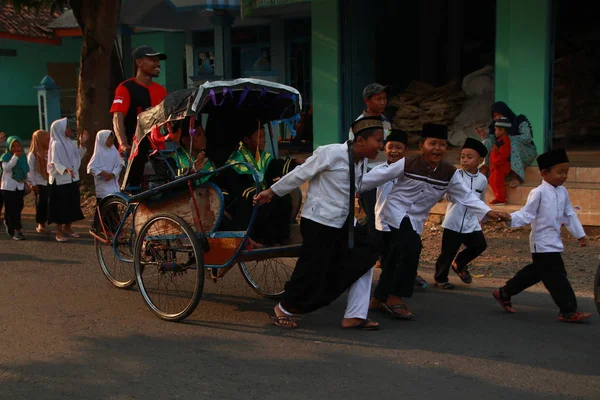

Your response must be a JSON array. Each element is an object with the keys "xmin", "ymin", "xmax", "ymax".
[{"xmin": 489, "ymin": 118, "xmax": 511, "ymax": 205}]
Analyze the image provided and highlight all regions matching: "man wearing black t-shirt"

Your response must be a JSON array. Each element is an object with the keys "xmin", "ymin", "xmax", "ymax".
[{"xmin": 111, "ymin": 46, "xmax": 168, "ymax": 188}]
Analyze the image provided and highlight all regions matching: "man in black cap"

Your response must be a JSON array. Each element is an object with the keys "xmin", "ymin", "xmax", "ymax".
[{"xmin": 111, "ymin": 45, "xmax": 168, "ymax": 154}]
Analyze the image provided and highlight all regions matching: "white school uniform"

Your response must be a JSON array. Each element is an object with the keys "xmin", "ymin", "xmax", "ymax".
[
  {"xmin": 48, "ymin": 118, "xmax": 86, "ymax": 185},
  {"xmin": 361, "ymin": 155, "xmax": 491, "ymax": 234},
  {"xmin": 27, "ymin": 153, "xmax": 48, "ymax": 187},
  {"xmin": 271, "ymin": 142, "xmax": 373, "ymax": 319},
  {"xmin": 87, "ymin": 130, "xmax": 123, "ymax": 199},
  {"xmin": 508, "ymin": 180, "xmax": 585, "ymax": 253},
  {"xmin": 442, "ymin": 169, "xmax": 487, "ymax": 234},
  {"xmin": 1, "ymin": 155, "xmax": 24, "ymax": 191},
  {"xmin": 271, "ymin": 142, "xmax": 365, "ymax": 228}
]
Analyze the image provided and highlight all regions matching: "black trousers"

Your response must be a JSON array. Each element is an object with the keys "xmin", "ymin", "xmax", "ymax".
[
  {"xmin": 0, "ymin": 189, "xmax": 4, "ymax": 217},
  {"xmin": 2, "ymin": 189, "xmax": 24, "ymax": 231},
  {"xmin": 280, "ymin": 218, "xmax": 378, "ymax": 314},
  {"xmin": 434, "ymin": 228, "xmax": 487, "ymax": 283},
  {"xmin": 502, "ymin": 252, "xmax": 578, "ymax": 314},
  {"xmin": 374, "ymin": 217, "xmax": 422, "ymax": 301},
  {"xmin": 35, "ymin": 185, "xmax": 49, "ymax": 225}
]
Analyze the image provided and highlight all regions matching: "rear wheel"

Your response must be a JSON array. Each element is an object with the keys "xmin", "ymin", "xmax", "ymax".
[
  {"xmin": 94, "ymin": 196, "xmax": 136, "ymax": 289},
  {"xmin": 239, "ymin": 256, "xmax": 297, "ymax": 299},
  {"xmin": 594, "ymin": 263, "xmax": 600, "ymax": 315},
  {"xmin": 135, "ymin": 213, "xmax": 204, "ymax": 321}
]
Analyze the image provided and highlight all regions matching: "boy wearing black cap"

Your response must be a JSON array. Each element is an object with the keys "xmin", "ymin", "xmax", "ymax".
[
  {"xmin": 360, "ymin": 123, "xmax": 509, "ymax": 319},
  {"xmin": 433, "ymin": 137, "xmax": 489, "ymax": 289},
  {"xmin": 254, "ymin": 116, "xmax": 386, "ymax": 330},
  {"xmin": 492, "ymin": 149, "xmax": 592, "ymax": 323},
  {"xmin": 489, "ymin": 117, "xmax": 512, "ymax": 205}
]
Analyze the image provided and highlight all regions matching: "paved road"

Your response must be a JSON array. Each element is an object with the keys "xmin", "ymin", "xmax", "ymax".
[{"xmin": 1, "ymin": 212, "xmax": 599, "ymax": 400}]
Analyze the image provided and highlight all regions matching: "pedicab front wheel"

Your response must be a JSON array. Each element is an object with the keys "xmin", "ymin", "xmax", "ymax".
[
  {"xmin": 239, "ymin": 256, "xmax": 297, "ymax": 299},
  {"xmin": 594, "ymin": 263, "xmax": 600, "ymax": 315},
  {"xmin": 134, "ymin": 213, "xmax": 205, "ymax": 322},
  {"xmin": 94, "ymin": 195, "xmax": 136, "ymax": 289}
]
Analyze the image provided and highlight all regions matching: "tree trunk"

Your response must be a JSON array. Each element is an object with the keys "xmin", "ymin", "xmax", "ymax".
[{"xmin": 71, "ymin": 0, "xmax": 122, "ymax": 190}]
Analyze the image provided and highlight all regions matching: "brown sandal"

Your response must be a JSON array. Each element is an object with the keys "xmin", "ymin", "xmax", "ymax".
[{"xmin": 270, "ymin": 315, "xmax": 298, "ymax": 329}]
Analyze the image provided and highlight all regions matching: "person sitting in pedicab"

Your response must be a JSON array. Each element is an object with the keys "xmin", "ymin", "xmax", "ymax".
[{"xmin": 221, "ymin": 117, "xmax": 300, "ymax": 246}]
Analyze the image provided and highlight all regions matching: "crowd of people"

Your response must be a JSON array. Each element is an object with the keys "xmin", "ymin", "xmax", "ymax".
[{"xmin": 1, "ymin": 47, "xmax": 592, "ymax": 327}]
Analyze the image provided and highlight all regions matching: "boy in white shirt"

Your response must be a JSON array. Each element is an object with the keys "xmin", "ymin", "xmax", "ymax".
[
  {"xmin": 254, "ymin": 116, "xmax": 386, "ymax": 330},
  {"xmin": 434, "ymin": 137, "xmax": 489, "ymax": 289},
  {"xmin": 360, "ymin": 124, "xmax": 509, "ymax": 319},
  {"xmin": 492, "ymin": 148, "xmax": 592, "ymax": 323}
]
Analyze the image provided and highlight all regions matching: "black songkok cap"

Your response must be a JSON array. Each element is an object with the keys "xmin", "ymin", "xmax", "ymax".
[
  {"xmin": 421, "ymin": 123, "xmax": 448, "ymax": 140},
  {"xmin": 386, "ymin": 129, "xmax": 408, "ymax": 145},
  {"xmin": 537, "ymin": 148, "xmax": 569, "ymax": 171},
  {"xmin": 351, "ymin": 116, "xmax": 384, "ymax": 137},
  {"xmin": 462, "ymin": 137, "xmax": 488, "ymax": 158}
]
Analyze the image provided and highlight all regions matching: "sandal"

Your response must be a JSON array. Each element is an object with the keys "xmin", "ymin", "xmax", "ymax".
[
  {"xmin": 36, "ymin": 226, "xmax": 48, "ymax": 234},
  {"xmin": 381, "ymin": 303, "xmax": 415, "ymax": 320},
  {"xmin": 55, "ymin": 235, "xmax": 69, "ymax": 242},
  {"xmin": 558, "ymin": 311, "xmax": 592, "ymax": 323},
  {"xmin": 452, "ymin": 265, "xmax": 472, "ymax": 284},
  {"xmin": 270, "ymin": 315, "xmax": 298, "ymax": 329},
  {"xmin": 414, "ymin": 275, "xmax": 428, "ymax": 288},
  {"xmin": 509, "ymin": 179, "xmax": 520, "ymax": 188},
  {"xmin": 66, "ymin": 232, "xmax": 80, "ymax": 238},
  {"xmin": 492, "ymin": 289, "xmax": 515, "ymax": 313},
  {"xmin": 342, "ymin": 319, "xmax": 380, "ymax": 331},
  {"xmin": 435, "ymin": 281, "xmax": 455, "ymax": 290}
]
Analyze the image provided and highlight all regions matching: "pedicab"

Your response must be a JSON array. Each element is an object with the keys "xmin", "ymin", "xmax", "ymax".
[{"xmin": 90, "ymin": 78, "xmax": 304, "ymax": 321}]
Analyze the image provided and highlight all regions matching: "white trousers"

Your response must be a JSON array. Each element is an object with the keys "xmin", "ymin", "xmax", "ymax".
[{"xmin": 343, "ymin": 267, "xmax": 374, "ymax": 319}]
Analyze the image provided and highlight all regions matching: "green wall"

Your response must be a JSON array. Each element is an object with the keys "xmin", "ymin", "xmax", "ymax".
[
  {"xmin": 495, "ymin": 0, "xmax": 552, "ymax": 153},
  {"xmin": 0, "ymin": 37, "xmax": 81, "ymax": 138},
  {"xmin": 0, "ymin": 37, "xmax": 82, "ymax": 106},
  {"xmin": 311, "ymin": 0, "xmax": 342, "ymax": 148},
  {"xmin": 132, "ymin": 32, "xmax": 186, "ymax": 93}
]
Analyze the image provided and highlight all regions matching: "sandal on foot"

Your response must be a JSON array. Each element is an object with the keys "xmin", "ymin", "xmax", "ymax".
[
  {"xmin": 66, "ymin": 232, "xmax": 80, "ymax": 238},
  {"xmin": 492, "ymin": 289, "xmax": 515, "ymax": 313},
  {"xmin": 36, "ymin": 227, "xmax": 48, "ymax": 234},
  {"xmin": 452, "ymin": 265, "xmax": 472, "ymax": 284},
  {"xmin": 435, "ymin": 281, "xmax": 455, "ymax": 290},
  {"xmin": 558, "ymin": 311, "xmax": 592, "ymax": 323},
  {"xmin": 414, "ymin": 275, "xmax": 428, "ymax": 288},
  {"xmin": 342, "ymin": 319, "xmax": 380, "ymax": 331},
  {"xmin": 270, "ymin": 315, "xmax": 297, "ymax": 329},
  {"xmin": 55, "ymin": 236, "xmax": 69, "ymax": 242},
  {"xmin": 381, "ymin": 303, "xmax": 415, "ymax": 320}
]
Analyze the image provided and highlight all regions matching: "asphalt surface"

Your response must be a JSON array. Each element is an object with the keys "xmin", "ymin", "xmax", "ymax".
[{"xmin": 1, "ymin": 212, "xmax": 599, "ymax": 400}]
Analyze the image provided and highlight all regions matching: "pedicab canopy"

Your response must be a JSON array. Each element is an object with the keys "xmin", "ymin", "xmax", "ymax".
[{"xmin": 123, "ymin": 78, "xmax": 302, "ymax": 189}]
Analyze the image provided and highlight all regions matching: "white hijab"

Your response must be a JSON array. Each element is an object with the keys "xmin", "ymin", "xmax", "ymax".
[
  {"xmin": 87, "ymin": 130, "xmax": 121, "ymax": 174},
  {"xmin": 48, "ymin": 118, "xmax": 80, "ymax": 172}
]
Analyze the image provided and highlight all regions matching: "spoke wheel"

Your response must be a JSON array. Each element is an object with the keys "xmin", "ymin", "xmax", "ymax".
[
  {"xmin": 94, "ymin": 196, "xmax": 136, "ymax": 289},
  {"xmin": 135, "ymin": 213, "xmax": 204, "ymax": 321},
  {"xmin": 239, "ymin": 257, "xmax": 297, "ymax": 299}
]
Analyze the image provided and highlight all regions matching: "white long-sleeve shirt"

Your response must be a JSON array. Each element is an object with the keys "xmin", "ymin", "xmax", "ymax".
[
  {"xmin": 362, "ymin": 155, "xmax": 491, "ymax": 235},
  {"xmin": 442, "ymin": 169, "xmax": 487, "ymax": 233},
  {"xmin": 27, "ymin": 153, "xmax": 48, "ymax": 187},
  {"xmin": 1, "ymin": 155, "xmax": 25, "ymax": 191},
  {"xmin": 48, "ymin": 145, "xmax": 86, "ymax": 185},
  {"xmin": 508, "ymin": 180, "xmax": 585, "ymax": 253},
  {"xmin": 371, "ymin": 162, "xmax": 395, "ymax": 232},
  {"xmin": 271, "ymin": 142, "xmax": 366, "ymax": 229}
]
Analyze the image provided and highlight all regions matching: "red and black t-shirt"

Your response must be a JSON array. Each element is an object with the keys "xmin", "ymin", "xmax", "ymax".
[{"xmin": 110, "ymin": 78, "xmax": 167, "ymax": 144}]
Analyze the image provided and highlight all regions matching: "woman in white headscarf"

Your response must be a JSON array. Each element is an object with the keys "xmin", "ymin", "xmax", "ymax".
[{"xmin": 47, "ymin": 118, "xmax": 89, "ymax": 242}]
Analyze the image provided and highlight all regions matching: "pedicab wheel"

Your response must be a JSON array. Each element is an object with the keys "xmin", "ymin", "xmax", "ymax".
[
  {"xmin": 94, "ymin": 195, "xmax": 136, "ymax": 289},
  {"xmin": 239, "ymin": 256, "xmax": 297, "ymax": 299},
  {"xmin": 594, "ymin": 263, "xmax": 600, "ymax": 315},
  {"xmin": 134, "ymin": 213, "xmax": 204, "ymax": 321}
]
